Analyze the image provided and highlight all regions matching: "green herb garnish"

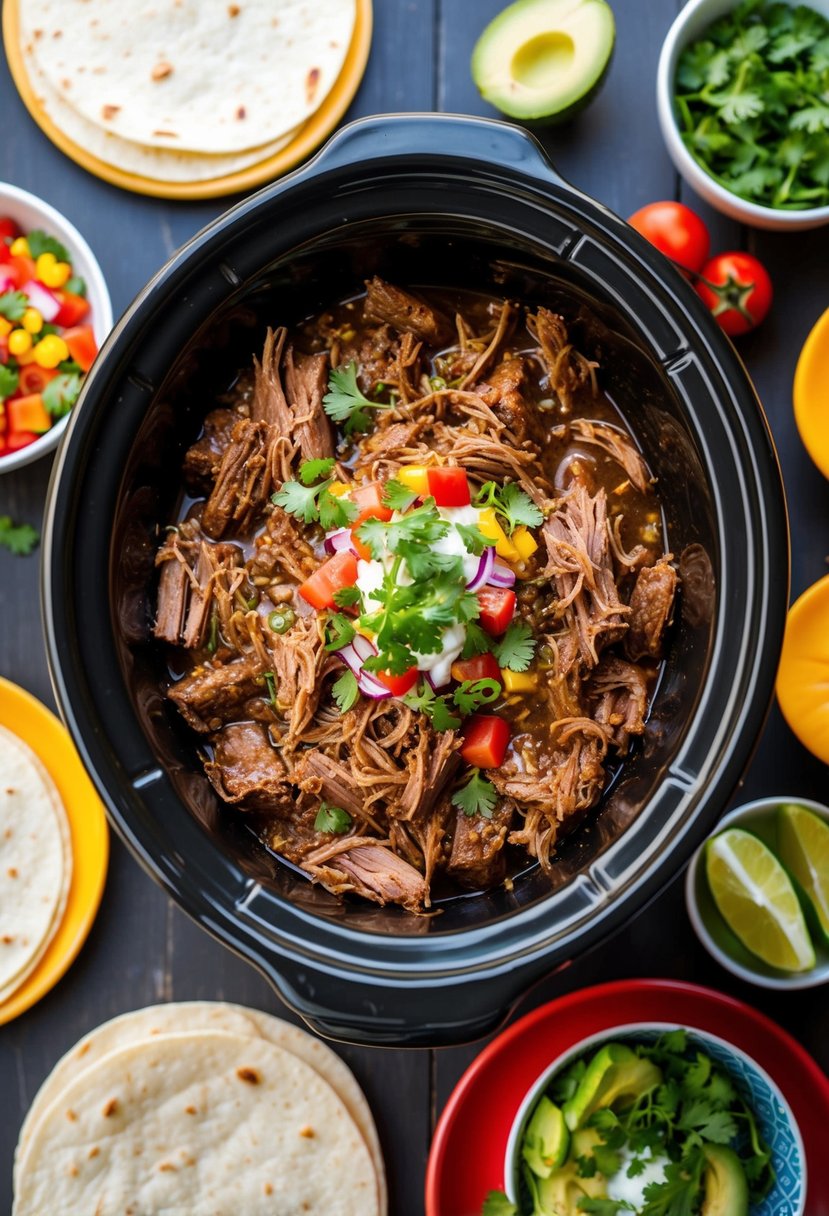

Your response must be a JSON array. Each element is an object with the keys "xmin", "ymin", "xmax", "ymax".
[
  {"xmin": 0, "ymin": 291, "xmax": 28, "ymax": 322},
  {"xmin": 64, "ymin": 274, "xmax": 87, "ymax": 297},
  {"xmin": 27, "ymin": 230, "xmax": 71, "ymax": 261},
  {"xmin": 332, "ymin": 668, "xmax": 359, "ymax": 713},
  {"xmin": 262, "ymin": 671, "xmax": 278, "ymax": 707},
  {"xmin": 481, "ymin": 1194, "xmax": 517, "ymax": 1216},
  {"xmin": 272, "ymin": 458, "xmax": 357, "ymax": 530},
  {"xmin": 333, "ymin": 585, "xmax": 362, "ymax": 608},
  {"xmin": 0, "ymin": 516, "xmax": 39, "ymax": 556},
  {"xmin": 324, "ymin": 612, "xmax": 356, "ymax": 652},
  {"xmin": 453, "ymin": 677, "xmax": 501, "ymax": 714},
  {"xmin": 0, "ymin": 363, "xmax": 20, "ymax": 399},
  {"xmin": 451, "ymin": 768, "xmax": 498, "ymax": 819},
  {"xmin": 323, "ymin": 361, "xmax": 392, "ymax": 435},
  {"xmin": 495, "ymin": 620, "xmax": 537, "ymax": 672},
  {"xmin": 314, "ymin": 802, "xmax": 353, "ymax": 834},
  {"xmin": 475, "ymin": 480, "xmax": 544, "ymax": 534},
  {"xmin": 382, "ymin": 477, "xmax": 419, "ymax": 512},
  {"xmin": 42, "ymin": 371, "xmax": 82, "ymax": 419}
]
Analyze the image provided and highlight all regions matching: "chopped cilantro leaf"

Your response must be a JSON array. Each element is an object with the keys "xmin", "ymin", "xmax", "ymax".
[
  {"xmin": 272, "ymin": 463, "xmax": 356, "ymax": 530},
  {"xmin": 332, "ymin": 668, "xmax": 359, "ymax": 713},
  {"xmin": 452, "ymin": 768, "xmax": 497, "ymax": 818},
  {"xmin": 323, "ymin": 361, "xmax": 391, "ymax": 435},
  {"xmin": 27, "ymin": 229, "xmax": 70, "ymax": 261},
  {"xmin": 333, "ymin": 585, "xmax": 361, "ymax": 608},
  {"xmin": 64, "ymin": 274, "xmax": 86, "ymax": 297},
  {"xmin": 0, "ymin": 291, "xmax": 28, "ymax": 322},
  {"xmin": 475, "ymin": 480, "xmax": 543, "ymax": 534},
  {"xmin": 383, "ymin": 478, "xmax": 418, "ymax": 512},
  {"xmin": 0, "ymin": 516, "xmax": 39, "ymax": 556},
  {"xmin": 299, "ymin": 456, "xmax": 335, "ymax": 485},
  {"xmin": 453, "ymin": 677, "xmax": 501, "ymax": 715},
  {"xmin": 403, "ymin": 680, "xmax": 436, "ymax": 716},
  {"xmin": 481, "ymin": 1193, "xmax": 517, "ymax": 1216},
  {"xmin": 495, "ymin": 620, "xmax": 536, "ymax": 671},
  {"xmin": 455, "ymin": 521, "xmax": 495, "ymax": 555},
  {"xmin": 272, "ymin": 480, "xmax": 321, "ymax": 524},
  {"xmin": 0, "ymin": 363, "xmax": 20, "ymax": 398},
  {"xmin": 431, "ymin": 696, "xmax": 462, "ymax": 732},
  {"xmin": 461, "ymin": 621, "xmax": 496, "ymax": 660},
  {"xmin": 42, "ymin": 371, "xmax": 82, "ymax": 418},
  {"xmin": 314, "ymin": 802, "xmax": 352, "ymax": 834},
  {"xmin": 318, "ymin": 486, "xmax": 357, "ymax": 530}
]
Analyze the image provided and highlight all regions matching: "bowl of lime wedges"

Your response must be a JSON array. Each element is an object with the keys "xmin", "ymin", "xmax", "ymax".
[{"xmin": 686, "ymin": 798, "xmax": 829, "ymax": 990}]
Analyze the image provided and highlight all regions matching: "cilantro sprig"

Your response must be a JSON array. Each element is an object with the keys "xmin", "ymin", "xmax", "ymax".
[
  {"xmin": 494, "ymin": 620, "xmax": 536, "ymax": 672},
  {"xmin": 674, "ymin": 0, "xmax": 829, "ymax": 209},
  {"xmin": 451, "ymin": 768, "xmax": 498, "ymax": 819},
  {"xmin": 332, "ymin": 668, "xmax": 359, "ymax": 713},
  {"xmin": 0, "ymin": 291, "xmax": 28, "ymax": 323},
  {"xmin": 474, "ymin": 480, "xmax": 544, "ymax": 534},
  {"xmin": 0, "ymin": 363, "xmax": 20, "ymax": 399},
  {"xmin": 271, "ymin": 457, "xmax": 357, "ymax": 530},
  {"xmin": 314, "ymin": 802, "xmax": 352, "ymax": 834},
  {"xmin": 323, "ymin": 361, "xmax": 392, "ymax": 435},
  {"xmin": 27, "ymin": 229, "xmax": 70, "ymax": 261},
  {"xmin": 0, "ymin": 515, "xmax": 39, "ymax": 556}
]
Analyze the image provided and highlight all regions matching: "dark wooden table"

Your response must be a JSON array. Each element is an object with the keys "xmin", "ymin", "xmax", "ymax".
[{"xmin": 2, "ymin": 2, "xmax": 828, "ymax": 1213}]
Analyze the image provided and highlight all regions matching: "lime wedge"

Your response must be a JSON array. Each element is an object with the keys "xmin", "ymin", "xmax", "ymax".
[
  {"xmin": 777, "ymin": 804, "xmax": 829, "ymax": 943},
  {"xmin": 705, "ymin": 828, "xmax": 816, "ymax": 972}
]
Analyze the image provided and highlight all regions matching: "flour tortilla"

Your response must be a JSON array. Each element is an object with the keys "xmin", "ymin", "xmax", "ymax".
[
  {"xmin": 0, "ymin": 726, "xmax": 71, "ymax": 1005},
  {"xmin": 16, "ymin": 1000, "xmax": 386, "ymax": 1213},
  {"xmin": 14, "ymin": 1029, "xmax": 379, "ymax": 1216},
  {"xmin": 21, "ymin": 0, "xmax": 356, "ymax": 154},
  {"xmin": 23, "ymin": 46, "xmax": 303, "ymax": 183}
]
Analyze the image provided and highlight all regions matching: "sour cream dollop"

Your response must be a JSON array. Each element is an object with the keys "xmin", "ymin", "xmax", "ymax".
[{"xmin": 606, "ymin": 1146, "xmax": 670, "ymax": 1210}]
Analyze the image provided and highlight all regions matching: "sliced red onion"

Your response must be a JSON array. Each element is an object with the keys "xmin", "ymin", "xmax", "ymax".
[
  {"xmin": 0, "ymin": 273, "xmax": 16, "ymax": 295},
  {"xmin": 335, "ymin": 642, "xmax": 362, "ymax": 676},
  {"xmin": 335, "ymin": 633, "xmax": 389, "ymax": 698},
  {"xmin": 489, "ymin": 559, "xmax": 516, "ymax": 588},
  {"xmin": 351, "ymin": 632, "xmax": 376, "ymax": 662},
  {"xmin": 357, "ymin": 670, "xmax": 391, "ymax": 699},
  {"xmin": 324, "ymin": 527, "xmax": 357, "ymax": 556},
  {"xmin": 466, "ymin": 546, "xmax": 495, "ymax": 592},
  {"xmin": 22, "ymin": 280, "xmax": 61, "ymax": 323}
]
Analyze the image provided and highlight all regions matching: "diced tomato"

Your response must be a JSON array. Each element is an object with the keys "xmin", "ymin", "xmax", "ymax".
[
  {"xmin": 8, "ymin": 394, "xmax": 51, "ymax": 434},
  {"xmin": 427, "ymin": 465, "xmax": 470, "ymax": 507},
  {"xmin": 0, "ymin": 244, "xmax": 10, "ymax": 265},
  {"xmin": 6, "ymin": 430, "xmax": 38, "ymax": 452},
  {"xmin": 350, "ymin": 480, "xmax": 393, "ymax": 559},
  {"xmin": 17, "ymin": 364, "xmax": 58, "ymax": 396},
  {"xmin": 374, "ymin": 666, "xmax": 419, "ymax": 696},
  {"xmin": 460, "ymin": 714, "xmax": 510, "ymax": 769},
  {"xmin": 451, "ymin": 652, "xmax": 502, "ymax": 685},
  {"xmin": 0, "ymin": 219, "xmax": 19, "ymax": 244},
  {"xmin": 0, "ymin": 337, "xmax": 8, "ymax": 364},
  {"xmin": 62, "ymin": 324, "xmax": 98, "ymax": 372},
  {"xmin": 476, "ymin": 586, "xmax": 516, "ymax": 636},
  {"xmin": 299, "ymin": 550, "xmax": 359, "ymax": 610},
  {"xmin": 53, "ymin": 290, "xmax": 90, "ymax": 329},
  {"xmin": 7, "ymin": 254, "xmax": 36, "ymax": 288}
]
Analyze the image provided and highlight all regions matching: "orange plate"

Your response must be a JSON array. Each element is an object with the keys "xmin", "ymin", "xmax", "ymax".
[
  {"xmin": 776, "ymin": 573, "xmax": 829, "ymax": 765},
  {"xmin": 2, "ymin": 0, "xmax": 372, "ymax": 200},
  {"xmin": 0, "ymin": 677, "xmax": 108, "ymax": 1025},
  {"xmin": 794, "ymin": 307, "xmax": 829, "ymax": 480}
]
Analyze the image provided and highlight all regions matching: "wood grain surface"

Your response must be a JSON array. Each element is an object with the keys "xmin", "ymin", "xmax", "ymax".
[{"xmin": 1, "ymin": 2, "xmax": 828, "ymax": 1213}]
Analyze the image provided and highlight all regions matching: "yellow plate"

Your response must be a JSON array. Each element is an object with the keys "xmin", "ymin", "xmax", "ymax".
[
  {"xmin": 776, "ymin": 574, "xmax": 829, "ymax": 766},
  {"xmin": 0, "ymin": 677, "xmax": 108, "ymax": 1025},
  {"xmin": 793, "ymin": 306, "xmax": 829, "ymax": 479},
  {"xmin": 2, "ymin": 0, "xmax": 372, "ymax": 201}
]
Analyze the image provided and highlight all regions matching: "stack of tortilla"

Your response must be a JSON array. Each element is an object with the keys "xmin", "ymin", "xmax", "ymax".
[
  {"xmin": 13, "ymin": 1001, "xmax": 387, "ymax": 1215},
  {"xmin": 0, "ymin": 726, "xmax": 72, "ymax": 1011},
  {"xmin": 15, "ymin": 0, "xmax": 358, "ymax": 188}
]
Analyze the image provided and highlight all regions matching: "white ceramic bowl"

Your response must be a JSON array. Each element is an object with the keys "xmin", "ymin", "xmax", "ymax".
[
  {"xmin": 505, "ymin": 1021, "xmax": 807, "ymax": 1216},
  {"xmin": 0, "ymin": 182, "xmax": 113, "ymax": 473},
  {"xmin": 657, "ymin": 0, "xmax": 829, "ymax": 231}
]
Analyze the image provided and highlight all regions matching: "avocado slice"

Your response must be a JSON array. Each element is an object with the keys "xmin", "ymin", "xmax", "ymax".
[
  {"xmin": 562, "ymin": 1044, "xmax": 662, "ymax": 1131},
  {"xmin": 471, "ymin": 0, "xmax": 615, "ymax": 126},
  {"xmin": 701, "ymin": 1145, "xmax": 749, "ymax": 1216},
  {"xmin": 523, "ymin": 1095, "xmax": 570, "ymax": 1178},
  {"xmin": 533, "ymin": 1131, "xmax": 608, "ymax": 1214}
]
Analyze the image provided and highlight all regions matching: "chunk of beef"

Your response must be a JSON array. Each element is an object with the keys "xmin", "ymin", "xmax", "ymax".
[
  {"xmin": 154, "ymin": 532, "xmax": 241, "ymax": 648},
  {"xmin": 252, "ymin": 326, "xmax": 292, "ymax": 429},
  {"xmin": 395, "ymin": 729, "xmax": 461, "ymax": 821},
  {"xmin": 363, "ymin": 276, "xmax": 452, "ymax": 345},
  {"xmin": 335, "ymin": 844, "xmax": 427, "ymax": 912},
  {"xmin": 201, "ymin": 419, "xmax": 271, "ymax": 539},
  {"xmin": 205, "ymin": 722, "xmax": 290, "ymax": 812},
  {"xmin": 249, "ymin": 504, "xmax": 319, "ymax": 586},
  {"xmin": 568, "ymin": 419, "xmax": 650, "ymax": 494},
  {"xmin": 182, "ymin": 408, "xmax": 238, "ymax": 494},
  {"xmin": 531, "ymin": 308, "xmax": 597, "ymax": 411},
  {"xmin": 355, "ymin": 323, "xmax": 399, "ymax": 392},
  {"xmin": 586, "ymin": 655, "xmax": 649, "ymax": 753},
  {"xmin": 168, "ymin": 657, "xmax": 265, "ymax": 732},
  {"xmin": 625, "ymin": 558, "xmax": 678, "ymax": 660},
  {"xmin": 446, "ymin": 800, "xmax": 514, "ymax": 889},
  {"xmin": 268, "ymin": 617, "xmax": 327, "ymax": 744},
  {"xmin": 283, "ymin": 347, "xmax": 333, "ymax": 463},
  {"xmin": 154, "ymin": 553, "xmax": 190, "ymax": 644},
  {"xmin": 477, "ymin": 356, "xmax": 537, "ymax": 444}
]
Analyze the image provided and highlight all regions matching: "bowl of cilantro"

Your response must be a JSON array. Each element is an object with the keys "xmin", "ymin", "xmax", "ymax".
[
  {"xmin": 657, "ymin": 0, "xmax": 829, "ymax": 230},
  {"xmin": 502, "ymin": 1023, "xmax": 806, "ymax": 1216}
]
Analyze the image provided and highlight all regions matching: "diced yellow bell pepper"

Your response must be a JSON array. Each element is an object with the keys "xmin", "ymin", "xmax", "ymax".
[
  {"xmin": 327, "ymin": 481, "xmax": 351, "ymax": 498},
  {"xmin": 502, "ymin": 668, "xmax": 538, "ymax": 693},
  {"xmin": 396, "ymin": 465, "xmax": 430, "ymax": 496},
  {"xmin": 33, "ymin": 333, "xmax": 69, "ymax": 368},
  {"xmin": 478, "ymin": 507, "xmax": 520, "ymax": 561},
  {"xmin": 8, "ymin": 328, "xmax": 32, "ymax": 356},
  {"xmin": 9, "ymin": 236, "xmax": 29, "ymax": 256},
  {"xmin": 512, "ymin": 526, "xmax": 539, "ymax": 560},
  {"xmin": 35, "ymin": 252, "xmax": 72, "ymax": 289},
  {"xmin": 22, "ymin": 307, "xmax": 43, "ymax": 335},
  {"xmin": 0, "ymin": 317, "xmax": 12, "ymax": 338}
]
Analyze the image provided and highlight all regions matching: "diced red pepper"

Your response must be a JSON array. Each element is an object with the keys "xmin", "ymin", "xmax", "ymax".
[
  {"xmin": 0, "ymin": 244, "xmax": 10, "ymax": 265},
  {"xmin": 350, "ymin": 480, "xmax": 393, "ymax": 559},
  {"xmin": 7, "ymin": 254, "xmax": 36, "ymax": 289},
  {"xmin": 299, "ymin": 550, "xmax": 359, "ymax": 610},
  {"xmin": 63, "ymin": 324, "xmax": 98, "ymax": 372},
  {"xmin": 427, "ymin": 465, "xmax": 470, "ymax": 507},
  {"xmin": 373, "ymin": 666, "xmax": 419, "ymax": 696},
  {"xmin": 460, "ymin": 714, "xmax": 510, "ymax": 769},
  {"xmin": 476, "ymin": 586, "xmax": 516, "ymax": 636},
  {"xmin": 6, "ymin": 430, "xmax": 38, "ymax": 452},
  {"xmin": 54, "ymin": 290, "xmax": 90, "ymax": 329},
  {"xmin": 0, "ymin": 219, "xmax": 19, "ymax": 244},
  {"xmin": 17, "ymin": 364, "xmax": 58, "ymax": 396},
  {"xmin": 451, "ymin": 652, "xmax": 502, "ymax": 685}
]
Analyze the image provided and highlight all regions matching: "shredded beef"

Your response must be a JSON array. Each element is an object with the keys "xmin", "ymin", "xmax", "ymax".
[
  {"xmin": 447, "ymin": 800, "xmax": 514, "ymax": 889},
  {"xmin": 183, "ymin": 408, "xmax": 239, "ymax": 493},
  {"xmin": 568, "ymin": 419, "xmax": 650, "ymax": 494},
  {"xmin": 205, "ymin": 722, "xmax": 290, "ymax": 811},
  {"xmin": 626, "ymin": 558, "xmax": 678, "ymax": 660},
  {"xmin": 363, "ymin": 276, "xmax": 452, "ymax": 345},
  {"xmin": 531, "ymin": 308, "xmax": 598, "ymax": 411},
  {"xmin": 333, "ymin": 843, "xmax": 427, "ymax": 912},
  {"xmin": 586, "ymin": 655, "xmax": 649, "ymax": 753},
  {"xmin": 168, "ymin": 657, "xmax": 266, "ymax": 732}
]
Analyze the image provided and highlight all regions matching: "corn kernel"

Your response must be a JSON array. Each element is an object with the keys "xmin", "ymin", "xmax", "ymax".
[
  {"xmin": 0, "ymin": 317, "xmax": 12, "ymax": 338},
  {"xmin": 502, "ymin": 668, "xmax": 538, "ymax": 693},
  {"xmin": 21, "ymin": 307, "xmax": 43, "ymax": 334},
  {"xmin": 478, "ymin": 507, "xmax": 520, "ymax": 561},
  {"xmin": 327, "ymin": 481, "xmax": 351, "ymax": 498},
  {"xmin": 9, "ymin": 236, "xmax": 30, "ymax": 256},
  {"xmin": 36, "ymin": 252, "xmax": 72, "ymax": 288},
  {"xmin": 8, "ymin": 328, "xmax": 32, "ymax": 356},
  {"xmin": 396, "ymin": 465, "xmax": 430, "ymax": 496},
  {"xmin": 512, "ymin": 526, "xmax": 538, "ymax": 560},
  {"xmin": 33, "ymin": 333, "xmax": 69, "ymax": 368},
  {"xmin": 15, "ymin": 346, "xmax": 37, "ymax": 365}
]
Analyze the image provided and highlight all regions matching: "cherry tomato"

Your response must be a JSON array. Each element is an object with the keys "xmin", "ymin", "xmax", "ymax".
[
  {"xmin": 451, "ymin": 652, "xmax": 502, "ymax": 685},
  {"xmin": 628, "ymin": 202, "xmax": 710, "ymax": 275},
  {"xmin": 17, "ymin": 364, "xmax": 58, "ymax": 396},
  {"xmin": 53, "ymin": 290, "xmax": 90, "ymax": 329},
  {"xmin": 695, "ymin": 252, "xmax": 773, "ymax": 337},
  {"xmin": 350, "ymin": 481, "xmax": 393, "ymax": 559},
  {"xmin": 6, "ymin": 254, "xmax": 36, "ymax": 288},
  {"xmin": 427, "ymin": 466, "xmax": 470, "ymax": 507},
  {"xmin": 299, "ymin": 551, "xmax": 359, "ymax": 610},
  {"xmin": 476, "ymin": 586, "xmax": 516, "ymax": 636},
  {"xmin": 62, "ymin": 324, "xmax": 98, "ymax": 372},
  {"xmin": 460, "ymin": 714, "xmax": 510, "ymax": 769},
  {"xmin": 0, "ymin": 218, "xmax": 20, "ymax": 244},
  {"xmin": 373, "ymin": 667, "xmax": 419, "ymax": 696}
]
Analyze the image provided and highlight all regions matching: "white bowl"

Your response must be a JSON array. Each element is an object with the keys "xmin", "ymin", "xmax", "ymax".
[
  {"xmin": 505, "ymin": 1021, "xmax": 807, "ymax": 1216},
  {"xmin": 0, "ymin": 182, "xmax": 113, "ymax": 473},
  {"xmin": 657, "ymin": 0, "xmax": 829, "ymax": 231}
]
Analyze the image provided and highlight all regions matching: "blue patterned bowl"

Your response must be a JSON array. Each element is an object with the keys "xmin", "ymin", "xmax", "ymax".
[{"xmin": 505, "ymin": 1021, "xmax": 806, "ymax": 1215}]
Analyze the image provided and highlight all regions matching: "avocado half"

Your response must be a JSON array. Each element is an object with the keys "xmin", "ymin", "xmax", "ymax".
[{"xmin": 471, "ymin": 0, "xmax": 616, "ymax": 126}]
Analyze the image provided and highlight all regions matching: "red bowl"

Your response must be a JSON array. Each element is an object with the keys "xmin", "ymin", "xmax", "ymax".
[{"xmin": 426, "ymin": 978, "xmax": 829, "ymax": 1216}]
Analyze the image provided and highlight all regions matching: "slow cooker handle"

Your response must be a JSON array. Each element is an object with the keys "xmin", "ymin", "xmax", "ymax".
[{"xmin": 306, "ymin": 111, "xmax": 571, "ymax": 192}]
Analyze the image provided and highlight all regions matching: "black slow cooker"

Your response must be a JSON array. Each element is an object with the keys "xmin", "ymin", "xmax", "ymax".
[{"xmin": 43, "ymin": 114, "xmax": 789, "ymax": 1046}]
